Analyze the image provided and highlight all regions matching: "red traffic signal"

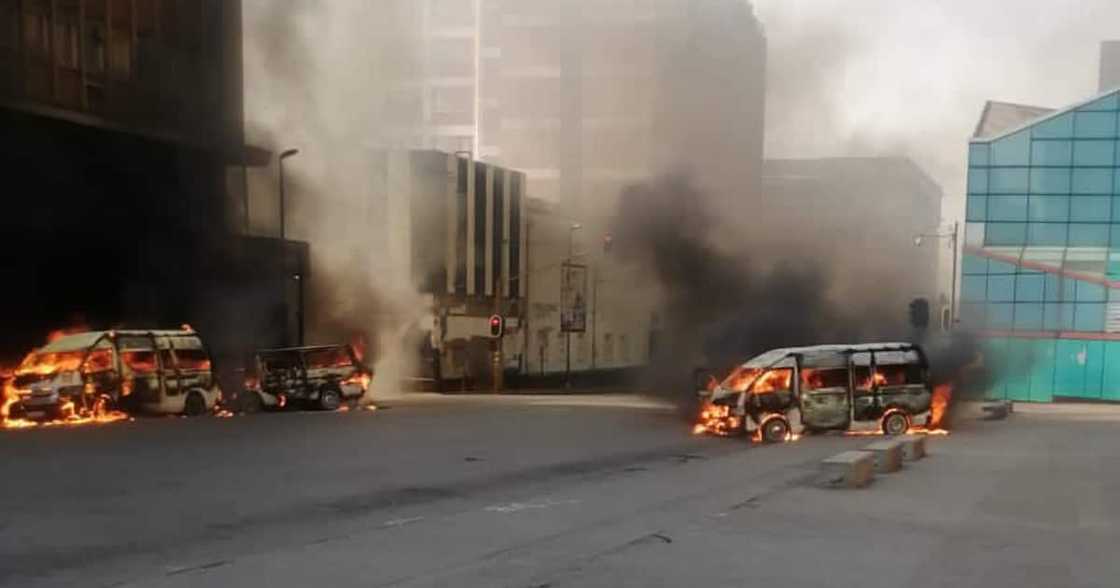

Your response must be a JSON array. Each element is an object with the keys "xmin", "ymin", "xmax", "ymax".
[{"xmin": 488, "ymin": 314, "xmax": 504, "ymax": 338}]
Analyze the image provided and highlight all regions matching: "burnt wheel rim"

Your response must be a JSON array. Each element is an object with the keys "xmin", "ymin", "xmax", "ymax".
[
  {"xmin": 321, "ymin": 390, "xmax": 341, "ymax": 410},
  {"xmin": 884, "ymin": 413, "xmax": 908, "ymax": 435},
  {"xmin": 764, "ymin": 420, "xmax": 788, "ymax": 442}
]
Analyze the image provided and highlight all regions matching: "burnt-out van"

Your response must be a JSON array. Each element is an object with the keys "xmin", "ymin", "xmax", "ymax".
[
  {"xmin": 7, "ymin": 329, "xmax": 222, "ymax": 419},
  {"xmin": 698, "ymin": 342, "xmax": 932, "ymax": 441},
  {"xmin": 243, "ymin": 344, "xmax": 371, "ymax": 411}
]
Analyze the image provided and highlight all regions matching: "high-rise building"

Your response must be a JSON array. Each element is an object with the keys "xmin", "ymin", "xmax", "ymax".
[
  {"xmin": 1100, "ymin": 40, "xmax": 1120, "ymax": 93},
  {"xmin": 0, "ymin": 0, "xmax": 304, "ymax": 362},
  {"xmin": 392, "ymin": 0, "xmax": 767, "ymax": 209}
]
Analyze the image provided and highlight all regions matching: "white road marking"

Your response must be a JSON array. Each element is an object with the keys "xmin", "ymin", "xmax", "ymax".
[{"xmin": 484, "ymin": 498, "xmax": 580, "ymax": 513}]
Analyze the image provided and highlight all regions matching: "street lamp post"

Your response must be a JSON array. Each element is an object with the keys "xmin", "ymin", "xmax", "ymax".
[
  {"xmin": 915, "ymin": 221, "xmax": 960, "ymax": 328},
  {"xmin": 565, "ymin": 223, "xmax": 582, "ymax": 388},
  {"xmin": 278, "ymin": 148, "xmax": 300, "ymax": 240}
]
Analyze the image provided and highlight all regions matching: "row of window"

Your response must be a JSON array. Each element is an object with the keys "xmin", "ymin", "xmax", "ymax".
[
  {"xmin": 968, "ymin": 195, "xmax": 1120, "ymax": 222},
  {"xmin": 961, "ymin": 273, "xmax": 1108, "ymax": 303},
  {"xmin": 973, "ymin": 139, "xmax": 1120, "ymax": 168},
  {"xmin": 960, "ymin": 302, "xmax": 1107, "ymax": 332},
  {"xmin": 968, "ymin": 167, "xmax": 1120, "ymax": 194},
  {"xmin": 968, "ymin": 221, "xmax": 1120, "ymax": 247}
]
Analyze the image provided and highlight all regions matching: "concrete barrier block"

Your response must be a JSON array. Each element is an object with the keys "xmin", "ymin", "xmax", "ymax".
[
  {"xmin": 862, "ymin": 440, "xmax": 903, "ymax": 473},
  {"xmin": 898, "ymin": 435, "xmax": 926, "ymax": 461},
  {"xmin": 817, "ymin": 451, "xmax": 875, "ymax": 488}
]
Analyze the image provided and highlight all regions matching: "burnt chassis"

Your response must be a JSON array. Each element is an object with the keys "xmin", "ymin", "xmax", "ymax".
[
  {"xmin": 709, "ymin": 343, "xmax": 933, "ymax": 440},
  {"xmin": 252, "ymin": 346, "xmax": 368, "ymax": 410}
]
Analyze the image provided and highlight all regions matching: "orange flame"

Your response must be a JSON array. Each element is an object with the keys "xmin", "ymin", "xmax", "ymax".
[{"xmin": 928, "ymin": 383, "xmax": 953, "ymax": 429}]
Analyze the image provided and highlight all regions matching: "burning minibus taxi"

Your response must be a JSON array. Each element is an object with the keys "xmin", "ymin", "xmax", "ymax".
[
  {"xmin": 6, "ymin": 329, "xmax": 222, "ymax": 420},
  {"xmin": 243, "ymin": 344, "xmax": 371, "ymax": 412},
  {"xmin": 696, "ymin": 343, "xmax": 932, "ymax": 441}
]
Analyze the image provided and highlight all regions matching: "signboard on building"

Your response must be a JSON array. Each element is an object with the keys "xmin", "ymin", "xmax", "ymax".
[{"xmin": 560, "ymin": 262, "xmax": 587, "ymax": 333}]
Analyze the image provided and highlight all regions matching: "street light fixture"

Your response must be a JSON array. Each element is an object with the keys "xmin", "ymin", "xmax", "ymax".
[
  {"xmin": 278, "ymin": 148, "xmax": 300, "ymax": 240},
  {"xmin": 914, "ymin": 221, "xmax": 959, "ymax": 328},
  {"xmin": 565, "ymin": 223, "xmax": 583, "ymax": 389}
]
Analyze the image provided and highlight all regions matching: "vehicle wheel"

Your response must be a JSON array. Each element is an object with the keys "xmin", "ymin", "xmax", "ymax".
[
  {"xmin": 241, "ymin": 391, "xmax": 263, "ymax": 414},
  {"xmin": 319, "ymin": 387, "xmax": 342, "ymax": 411},
  {"xmin": 881, "ymin": 410, "xmax": 910, "ymax": 436},
  {"xmin": 761, "ymin": 417, "xmax": 790, "ymax": 443},
  {"xmin": 183, "ymin": 392, "xmax": 207, "ymax": 417}
]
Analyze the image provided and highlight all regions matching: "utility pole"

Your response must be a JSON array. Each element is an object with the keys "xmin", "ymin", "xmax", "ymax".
[
  {"xmin": 565, "ymin": 223, "xmax": 582, "ymax": 388},
  {"xmin": 950, "ymin": 221, "xmax": 959, "ymax": 326}
]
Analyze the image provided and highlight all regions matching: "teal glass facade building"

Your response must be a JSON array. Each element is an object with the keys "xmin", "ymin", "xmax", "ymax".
[{"xmin": 964, "ymin": 89, "xmax": 1120, "ymax": 402}]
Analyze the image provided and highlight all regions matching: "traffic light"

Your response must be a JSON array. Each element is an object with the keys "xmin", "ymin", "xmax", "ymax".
[
  {"xmin": 909, "ymin": 298, "xmax": 930, "ymax": 329},
  {"xmin": 488, "ymin": 314, "xmax": 504, "ymax": 338}
]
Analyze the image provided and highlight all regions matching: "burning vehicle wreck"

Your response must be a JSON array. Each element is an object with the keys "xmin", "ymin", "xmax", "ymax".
[
  {"xmin": 695, "ymin": 343, "xmax": 935, "ymax": 441},
  {"xmin": 3, "ymin": 329, "xmax": 222, "ymax": 423},
  {"xmin": 243, "ymin": 344, "xmax": 372, "ymax": 412}
]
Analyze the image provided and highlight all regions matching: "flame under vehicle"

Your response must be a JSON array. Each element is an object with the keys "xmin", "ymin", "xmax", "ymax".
[
  {"xmin": 698, "ymin": 343, "xmax": 932, "ymax": 441},
  {"xmin": 8, "ymin": 330, "xmax": 222, "ymax": 419},
  {"xmin": 243, "ymin": 345, "xmax": 371, "ymax": 411}
]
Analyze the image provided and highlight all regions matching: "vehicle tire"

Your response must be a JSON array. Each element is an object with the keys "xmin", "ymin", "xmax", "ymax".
[
  {"xmin": 761, "ymin": 417, "xmax": 790, "ymax": 444},
  {"xmin": 241, "ymin": 391, "xmax": 263, "ymax": 414},
  {"xmin": 881, "ymin": 410, "xmax": 910, "ymax": 436},
  {"xmin": 318, "ymin": 387, "xmax": 342, "ymax": 411},
  {"xmin": 183, "ymin": 392, "xmax": 207, "ymax": 417}
]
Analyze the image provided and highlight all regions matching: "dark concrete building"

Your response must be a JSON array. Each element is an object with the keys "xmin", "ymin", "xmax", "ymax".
[{"xmin": 0, "ymin": 0, "xmax": 305, "ymax": 364}]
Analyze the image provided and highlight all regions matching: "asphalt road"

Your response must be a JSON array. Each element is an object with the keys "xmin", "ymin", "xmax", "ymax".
[{"xmin": 2, "ymin": 394, "xmax": 1118, "ymax": 587}]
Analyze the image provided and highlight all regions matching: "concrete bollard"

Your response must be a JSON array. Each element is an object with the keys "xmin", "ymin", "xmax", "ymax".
[
  {"xmin": 862, "ymin": 440, "xmax": 903, "ymax": 473},
  {"xmin": 898, "ymin": 435, "xmax": 926, "ymax": 461},
  {"xmin": 817, "ymin": 451, "xmax": 875, "ymax": 488}
]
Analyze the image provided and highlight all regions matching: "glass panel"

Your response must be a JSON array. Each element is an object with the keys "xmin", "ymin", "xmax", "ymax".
[
  {"xmin": 1033, "ymin": 112, "xmax": 1074, "ymax": 139},
  {"xmin": 1074, "ymin": 303, "xmax": 1106, "ymax": 331},
  {"xmin": 965, "ymin": 222, "xmax": 985, "ymax": 247},
  {"xmin": 962, "ymin": 254, "xmax": 988, "ymax": 274},
  {"xmin": 1027, "ymin": 223, "xmax": 1068, "ymax": 246},
  {"xmin": 1072, "ymin": 168, "xmax": 1112, "ymax": 194},
  {"xmin": 989, "ymin": 257, "xmax": 1019, "ymax": 274},
  {"xmin": 1044, "ymin": 274, "xmax": 1063, "ymax": 301},
  {"xmin": 1013, "ymin": 303, "xmax": 1044, "ymax": 330},
  {"xmin": 1015, "ymin": 274, "xmax": 1044, "ymax": 301},
  {"xmin": 969, "ymin": 143, "xmax": 990, "ymax": 166},
  {"xmin": 1112, "ymin": 198, "xmax": 1120, "ymax": 221},
  {"xmin": 1070, "ymin": 196, "xmax": 1111, "ymax": 221},
  {"xmin": 1044, "ymin": 303, "xmax": 1074, "ymax": 330},
  {"xmin": 959, "ymin": 302, "xmax": 985, "ymax": 326},
  {"xmin": 1031, "ymin": 140, "xmax": 1072, "ymax": 166},
  {"xmin": 966, "ymin": 195, "xmax": 987, "ymax": 221},
  {"xmin": 987, "ymin": 303, "xmax": 1014, "ymax": 329},
  {"xmin": 967, "ymin": 168, "xmax": 988, "ymax": 194},
  {"xmin": 991, "ymin": 131, "xmax": 1031, "ymax": 166},
  {"xmin": 1074, "ymin": 111, "xmax": 1118, "ymax": 138},
  {"xmin": 1028, "ymin": 195, "xmax": 1069, "ymax": 221},
  {"xmin": 1072, "ymin": 140, "xmax": 1115, "ymax": 166},
  {"xmin": 1022, "ymin": 247, "xmax": 1065, "ymax": 272},
  {"xmin": 987, "ymin": 275, "xmax": 1015, "ymax": 302},
  {"xmin": 1077, "ymin": 93, "xmax": 1120, "ymax": 112},
  {"xmin": 985, "ymin": 223, "xmax": 1026, "ymax": 246},
  {"xmin": 1029, "ymin": 168, "xmax": 1071, "ymax": 193},
  {"xmin": 991, "ymin": 168, "xmax": 1029, "ymax": 193},
  {"xmin": 1068, "ymin": 224, "xmax": 1110, "ymax": 246},
  {"xmin": 961, "ymin": 275, "xmax": 987, "ymax": 301},
  {"xmin": 1076, "ymin": 281, "xmax": 1107, "ymax": 302},
  {"xmin": 1112, "ymin": 224, "xmax": 1120, "ymax": 246},
  {"xmin": 987, "ymin": 195, "xmax": 1027, "ymax": 221}
]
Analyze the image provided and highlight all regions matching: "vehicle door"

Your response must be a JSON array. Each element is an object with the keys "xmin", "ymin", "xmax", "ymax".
[
  {"xmin": 156, "ymin": 336, "xmax": 181, "ymax": 409},
  {"xmin": 118, "ymin": 334, "xmax": 162, "ymax": 405},
  {"xmin": 872, "ymin": 349, "xmax": 930, "ymax": 415},
  {"xmin": 798, "ymin": 351, "xmax": 851, "ymax": 430},
  {"xmin": 850, "ymin": 351, "xmax": 877, "ymax": 422},
  {"xmin": 170, "ymin": 335, "xmax": 213, "ymax": 398}
]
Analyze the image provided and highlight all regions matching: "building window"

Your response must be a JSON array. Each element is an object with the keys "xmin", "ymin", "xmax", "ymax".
[
  {"xmin": 0, "ymin": 0, "xmax": 18, "ymax": 50},
  {"xmin": 1032, "ymin": 140, "xmax": 1072, "ymax": 166},
  {"xmin": 22, "ymin": 1, "xmax": 50, "ymax": 59},
  {"xmin": 84, "ymin": 21, "xmax": 108, "ymax": 75},
  {"xmin": 54, "ymin": 3, "xmax": 81, "ymax": 69}
]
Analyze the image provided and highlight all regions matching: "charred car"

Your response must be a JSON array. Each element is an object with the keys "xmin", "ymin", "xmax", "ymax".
[
  {"xmin": 243, "ymin": 344, "xmax": 371, "ymax": 411},
  {"xmin": 7, "ymin": 329, "xmax": 222, "ymax": 419},
  {"xmin": 697, "ymin": 343, "xmax": 932, "ymax": 441}
]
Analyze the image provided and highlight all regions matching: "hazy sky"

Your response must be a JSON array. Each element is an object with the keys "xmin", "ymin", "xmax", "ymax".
[{"xmin": 754, "ymin": 0, "xmax": 1120, "ymax": 223}]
